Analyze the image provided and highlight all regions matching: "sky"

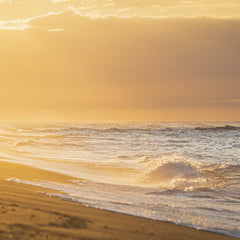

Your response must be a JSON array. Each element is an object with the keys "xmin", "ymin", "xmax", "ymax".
[{"xmin": 0, "ymin": 0, "xmax": 240, "ymax": 121}]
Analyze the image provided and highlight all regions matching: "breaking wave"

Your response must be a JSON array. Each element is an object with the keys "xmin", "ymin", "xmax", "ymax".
[{"xmin": 142, "ymin": 155, "xmax": 240, "ymax": 190}]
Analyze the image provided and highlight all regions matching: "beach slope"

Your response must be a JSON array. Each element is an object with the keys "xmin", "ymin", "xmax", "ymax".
[{"xmin": 0, "ymin": 161, "xmax": 237, "ymax": 240}]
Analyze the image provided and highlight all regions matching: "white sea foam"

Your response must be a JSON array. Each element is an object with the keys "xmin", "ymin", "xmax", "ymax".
[
  {"xmin": 143, "ymin": 155, "xmax": 203, "ymax": 186},
  {"xmin": 6, "ymin": 175, "xmax": 240, "ymax": 238}
]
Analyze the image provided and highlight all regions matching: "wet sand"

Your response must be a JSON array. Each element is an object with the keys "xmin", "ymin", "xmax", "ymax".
[{"xmin": 0, "ymin": 161, "xmax": 237, "ymax": 240}]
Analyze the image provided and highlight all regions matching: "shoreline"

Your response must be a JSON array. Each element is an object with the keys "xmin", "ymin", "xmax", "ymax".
[{"xmin": 0, "ymin": 161, "xmax": 238, "ymax": 240}]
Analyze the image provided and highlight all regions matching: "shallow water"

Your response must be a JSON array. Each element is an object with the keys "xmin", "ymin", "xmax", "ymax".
[{"xmin": 1, "ymin": 122, "xmax": 240, "ymax": 237}]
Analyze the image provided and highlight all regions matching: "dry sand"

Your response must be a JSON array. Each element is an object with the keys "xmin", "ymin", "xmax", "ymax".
[{"xmin": 0, "ymin": 161, "xmax": 237, "ymax": 240}]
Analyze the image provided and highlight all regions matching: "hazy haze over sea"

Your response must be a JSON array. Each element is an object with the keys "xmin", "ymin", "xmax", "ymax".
[{"xmin": 1, "ymin": 122, "xmax": 240, "ymax": 237}]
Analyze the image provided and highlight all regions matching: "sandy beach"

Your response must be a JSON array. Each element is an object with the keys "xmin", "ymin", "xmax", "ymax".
[
  {"xmin": 1, "ymin": 0, "xmax": 240, "ymax": 238},
  {"xmin": 0, "ymin": 161, "xmax": 237, "ymax": 240}
]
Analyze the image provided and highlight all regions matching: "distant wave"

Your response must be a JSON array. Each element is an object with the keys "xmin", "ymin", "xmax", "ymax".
[
  {"xmin": 3, "ymin": 124, "xmax": 240, "ymax": 139},
  {"xmin": 15, "ymin": 140, "xmax": 83, "ymax": 148},
  {"xmin": 195, "ymin": 125, "xmax": 240, "ymax": 131}
]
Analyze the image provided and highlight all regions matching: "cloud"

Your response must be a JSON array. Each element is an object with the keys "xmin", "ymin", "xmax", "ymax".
[
  {"xmin": 1, "ymin": 0, "xmax": 240, "ymax": 22},
  {"xmin": 51, "ymin": 0, "xmax": 69, "ymax": 3},
  {"xmin": 0, "ymin": 7, "xmax": 71, "ymax": 30},
  {"xmin": 0, "ymin": 19, "xmax": 30, "ymax": 30},
  {"xmin": 0, "ymin": 0, "xmax": 11, "ymax": 3},
  {"xmin": 47, "ymin": 28, "xmax": 64, "ymax": 31}
]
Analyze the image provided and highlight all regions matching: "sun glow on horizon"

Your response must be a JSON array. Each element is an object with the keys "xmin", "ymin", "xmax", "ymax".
[{"xmin": 0, "ymin": 1, "xmax": 239, "ymax": 121}]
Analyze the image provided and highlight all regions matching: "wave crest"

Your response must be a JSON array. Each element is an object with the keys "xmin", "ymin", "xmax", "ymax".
[
  {"xmin": 195, "ymin": 125, "xmax": 240, "ymax": 131},
  {"xmin": 143, "ymin": 155, "xmax": 205, "ymax": 188},
  {"xmin": 142, "ymin": 154, "xmax": 240, "ymax": 191}
]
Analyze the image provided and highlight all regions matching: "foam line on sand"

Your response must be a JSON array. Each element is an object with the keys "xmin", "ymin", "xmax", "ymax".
[{"xmin": 0, "ymin": 161, "xmax": 237, "ymax": 240}]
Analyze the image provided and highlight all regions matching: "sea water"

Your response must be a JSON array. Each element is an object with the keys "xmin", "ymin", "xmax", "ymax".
[{"xmin": 1, "ymin": 122, "xmax": 239, "ymax": 237}]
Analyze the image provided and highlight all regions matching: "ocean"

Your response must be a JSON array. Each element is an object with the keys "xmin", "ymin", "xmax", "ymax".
[{"xmin": 1, "ymin": 122, "xmax": 239, "ymax": 237}]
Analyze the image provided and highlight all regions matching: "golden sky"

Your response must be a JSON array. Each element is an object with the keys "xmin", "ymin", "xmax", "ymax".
[{"xmin": 0, "ymin": 1, "xmax": 240, "ymax": 121}]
